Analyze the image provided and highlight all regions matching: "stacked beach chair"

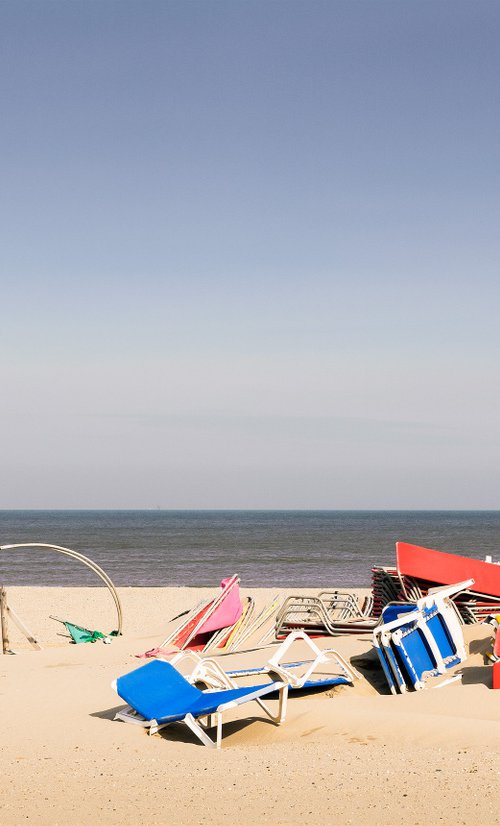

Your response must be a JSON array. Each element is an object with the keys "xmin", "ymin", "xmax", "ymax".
[
  {"xmin": 274, "ymin": 590, "xmax": 375, "ymax": 638},
  {"xmin": 371, "ymin": 566, "xmax": 423, "ymax": 617},
  {"xmin": 373, "ymin": 579, "xmax": 473, "ymax": 694},
  {"xmin": 372, "ymin": 544, "xmax": 500, "ymax": 624},
  {"xmin": 394, "ymin": 543, "xmax": 500, "ymax": 623},
  {"xmin": 138, "ymin": 577, "xmax": 291, "ymax": 658},
  {"xmin": 138, "ymin": 575, "xmax": 246, "ymax": 658}
]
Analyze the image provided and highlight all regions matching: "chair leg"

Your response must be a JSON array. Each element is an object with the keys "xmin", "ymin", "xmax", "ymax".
[
  {"xmin": 276, "ymin": 684, "xmax": 288, "ymax": 723},
  {"xmin": 255, "ymin": 685, "xmax": 288, "ymax": 724},
  {"xmin": 216, "ymin": 712, "xmax": 223, "ymax": 749},
  {"xmin": 183, "ymin": 713, "xmax": 220, "ymax": 748}
]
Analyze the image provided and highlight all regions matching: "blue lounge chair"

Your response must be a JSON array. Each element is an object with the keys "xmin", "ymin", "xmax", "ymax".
[
  {"xmin": 112, "ymin": 660, "xmax": 288, "ymax": 748},
  {"xmin": 373, "ymin": 602, "xmax": 421, "ymax": 694},
  {"xmin": 373, "ymin": 579, "xmax": 473, "ymax": 693}
]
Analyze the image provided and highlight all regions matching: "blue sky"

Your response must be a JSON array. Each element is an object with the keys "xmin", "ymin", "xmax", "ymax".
[{"xmin": 1, "ymin": 1, "xmax": 500, "ymax": 508}]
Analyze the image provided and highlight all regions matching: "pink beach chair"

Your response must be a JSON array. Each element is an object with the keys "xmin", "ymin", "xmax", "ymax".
[{"xmin": 138, "ymin": 575, "xmax": 243, "ymax": 659}]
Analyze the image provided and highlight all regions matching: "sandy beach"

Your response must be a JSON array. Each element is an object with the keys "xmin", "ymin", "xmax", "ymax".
[
  {"xmin": 1, "ymin": 585, "xmax": 499, "ymax": 826},
  {"xmin": 4, "ymin": 1, "xmax": 500, "ymax": 824}
]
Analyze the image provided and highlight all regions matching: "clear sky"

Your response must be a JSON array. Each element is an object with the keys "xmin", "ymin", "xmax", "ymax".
[{"xmin": 1, "ymin": 1, "xmax": 499, "ymax": 509}]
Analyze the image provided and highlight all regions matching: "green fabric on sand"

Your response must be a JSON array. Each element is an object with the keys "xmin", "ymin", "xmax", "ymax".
[{"xmin": 62, "ymin": 621, "xmax": 107, "ymax": 644}]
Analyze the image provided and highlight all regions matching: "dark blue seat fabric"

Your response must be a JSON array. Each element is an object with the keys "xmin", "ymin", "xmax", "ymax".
[
  {"xmin": 116, "ymin": 659, "xmax": 275, "ymax": 724},
  {"xmin": 380, "ymin": 603, "xmax": 417, "ymax": 625},
  {"xmin": 391, "ymin": 605, "xmax": 461, "ymax": 684},
  {"xmin": 300, "ymin": 677, "xmax": 350, "ymax": 688}
]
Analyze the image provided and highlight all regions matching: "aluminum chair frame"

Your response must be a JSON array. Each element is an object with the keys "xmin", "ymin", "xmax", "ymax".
[{"xmin": 274, "ymin": 591, "xmax": 372, "ymax": 639}]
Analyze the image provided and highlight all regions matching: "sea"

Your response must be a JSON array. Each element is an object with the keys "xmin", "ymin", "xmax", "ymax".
[{"xmin": 1, "ymin": 510, "xmax": 500, "ymax": 589}]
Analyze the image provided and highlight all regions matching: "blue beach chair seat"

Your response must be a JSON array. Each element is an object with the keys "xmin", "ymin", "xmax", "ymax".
[
  {"xmin": 390, "ymin": 604, "xmax": 463, "ymax": 688},
  {"xmin": 113, "ymin": 659, "xmax": 288, "ymax": 748},
  {"xmin": 380, "ymin": 602, "xmax": 417, "ymax": 625},
  {"xmin": 224, "ymin": 661, "xmax": 352, "ymax": 691},
  {"xmin": 296, "ymin": 676, "xmax": 351, "ymax": 689}
]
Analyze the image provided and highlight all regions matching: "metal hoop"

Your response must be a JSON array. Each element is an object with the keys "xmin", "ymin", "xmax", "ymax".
[{"xmin": 0, "ymin": 543, "xmax": 123, "ymax": 635}]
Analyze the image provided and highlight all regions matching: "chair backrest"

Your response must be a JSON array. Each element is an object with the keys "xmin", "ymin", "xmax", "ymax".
[
  {"xmin": 380, "ymin": 602, "xmax": 417, "ymax": 625},
  {"xmin": 116, "ymin": 660, "xmax": 202, "ymax": 721},
  {"xmin": 197, "ymin": 576, "xmax": 243, "ymax": 635}
]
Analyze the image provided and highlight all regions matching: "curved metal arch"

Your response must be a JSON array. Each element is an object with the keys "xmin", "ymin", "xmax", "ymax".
[{"xmin": 0, "ymin": 543, "xmax": 123, "ymax": 636}]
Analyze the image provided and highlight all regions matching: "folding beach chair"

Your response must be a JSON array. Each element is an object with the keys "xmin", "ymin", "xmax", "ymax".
[
  {"xmin": 138, "ymin": 574, "xmax": 243, "ymax": 658},
  {"xmin": 113, "ymin": 659, "xmax": 288, "ymax": 749},
  {"xmin": 203, "ymin": 596, "xmax": 256, "ymax": 653},
  {"xmin": 396, "ymin": 542, "xmax": 500, "ymax": 623},
  {"xmin": 373, "ymin": 579, "xmax": 473, "ymax": 694},
  {"xmin": 232, "ymin": 594, "xmax": 283, "ymax": 651}
]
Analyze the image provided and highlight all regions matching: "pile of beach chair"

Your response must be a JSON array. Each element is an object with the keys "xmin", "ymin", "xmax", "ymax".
[
  {"xmin": 109, "ymin": 540, "xmax": 500, "ymax": 748},
  {"xmin": 137, "ymin": 576, "xmax": 285, "ymax": 659},
  {"xmin": 372, "ymin": 543, "xmax": 500, "ymax": 624},
  {"xmin": 273, "ymin": 590, "xmax": 375, "ymax": 637}
]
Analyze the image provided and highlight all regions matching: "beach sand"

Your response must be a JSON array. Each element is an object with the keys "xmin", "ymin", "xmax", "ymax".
[{"xmin": 1, "ymin": 586, "xmax": 499, "ymax": 826}]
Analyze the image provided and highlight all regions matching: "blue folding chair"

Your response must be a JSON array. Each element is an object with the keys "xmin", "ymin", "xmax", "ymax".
[
  {"xmin": 373, "ymin": 580, "xmax": 473, "ymax": 693},
  {"xmin": 112, "ymin": 659, "xmax": 288, "ymax": 748}
]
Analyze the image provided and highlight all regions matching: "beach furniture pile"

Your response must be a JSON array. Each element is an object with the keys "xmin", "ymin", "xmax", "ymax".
[
  {"xmin": 113, "ymin": 541, "xmax": 500, "ymax": 747},
  {"xmin": 138, "ymin": 575, "xmax": 284, "ymax": 658},
  {"xmin": 5, "ymin": 535, "xmax": 498, "ymax": 748},
  {"xmin": 373, "ymin": 543, "xmax": 500, "ymax": 623},
  {"xmin": 273, "ymin": 590, "xmax": 375, "ymax": 638}
]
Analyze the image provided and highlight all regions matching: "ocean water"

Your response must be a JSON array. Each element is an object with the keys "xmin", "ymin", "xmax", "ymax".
[{"xmin": 1, "ymin": 510, "xmax": 499, "ymax": 588}]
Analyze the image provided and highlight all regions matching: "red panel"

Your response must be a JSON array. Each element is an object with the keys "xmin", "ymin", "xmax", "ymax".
[
  {"xmin": 492, "ymin": 661, "xmax": 500, "ymax": 690},
  {"xmin": 494, "ymin": 627, "xmax": 500, "ymax": 659},
  {"xmin": 396, "ymin": 542, "xmax": 500, "ymax": 598}
]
